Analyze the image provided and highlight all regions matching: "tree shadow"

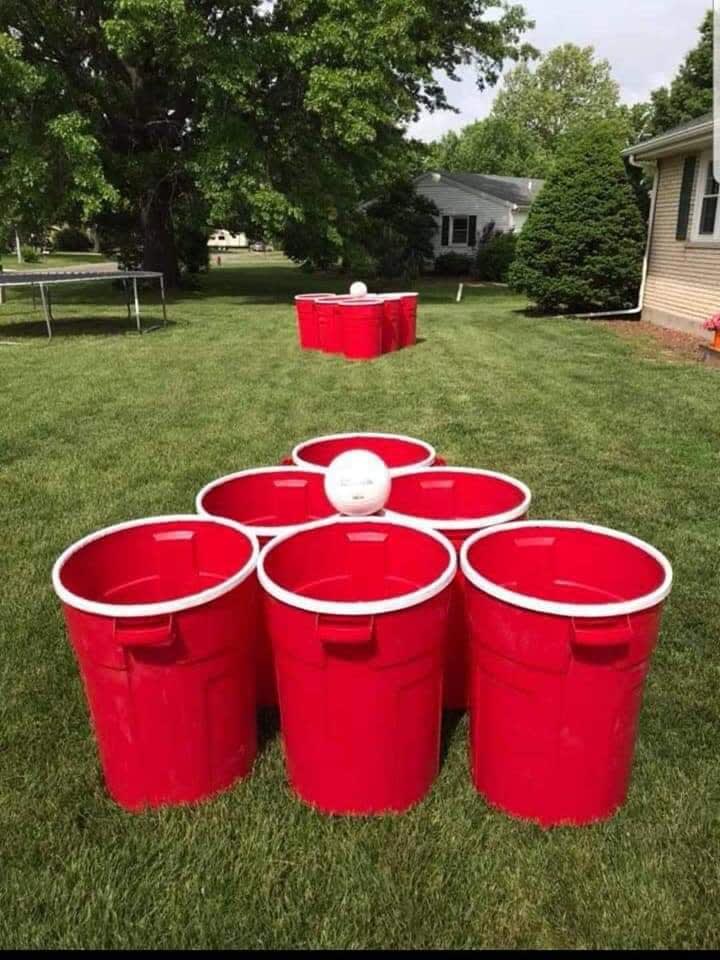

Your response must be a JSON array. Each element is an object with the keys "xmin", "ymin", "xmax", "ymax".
[{"xmin": 0, "ymin": 314, "xmax": 176, "ymax": 339}]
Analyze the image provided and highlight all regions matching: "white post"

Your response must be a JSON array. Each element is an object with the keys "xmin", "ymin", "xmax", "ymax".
[
  {"xmin": 456, "ymin": 282, "xmax": 464, "ymax": 304},
  {"xmin": 15, "ymin": 230, "xmax": 23, "ymax": 264}
]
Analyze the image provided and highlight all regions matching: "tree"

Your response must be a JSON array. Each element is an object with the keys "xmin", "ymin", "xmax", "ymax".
[
  {"xmin": 649, "ymin": 10, "xmax": 713, "ymax": 135},
  {"xmin": 492, "ymin": 44, "xmax": 621, "ymax": 152},
  {"xmin": 0, "ymin": 1, "xmax": 532, "ymax": 285},
  {"xmin": 426, "ymin": 115, "xmax": 550, "ymax": 177},
  {"xmin": 425, "ymin": 44, "xmax": 621, "ymax": 180},
  {"xmin": 508, "ymin": 118, "xmax": 646, "ymax": 314},
  {"xmin": 350, "ymin": 182, "xmax": 440, "ymax": 279}
]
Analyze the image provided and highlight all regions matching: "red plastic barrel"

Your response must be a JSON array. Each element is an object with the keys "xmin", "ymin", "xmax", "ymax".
[
  {"xmin": 52, "ymin": 515, "xmax": 260, "ymax": 811},
  {"xmin": 316, "ymin": 299, "xmax": 344, "ymax": 354},
  {"xmin": 380, "ymin": 296, "xmax": 402, "ymax": 353},
  {"xmin": 392, "ymin": 292, "xmax": 418, "ymax": 347},
  {"xmin": 292, "ymin": 432, "xmax": 436, "ymax": 478},
  {"xmin": 258, "ymin": 516, "xmax": 457, "ymax": 814},
  {"xmin": 460, "ymin": 521, "xmax": 673, "ymax": 827},
  {"xmin": 195, "ymin": 467, "xmax": 337, "ymax": 706},
  {"xmin": 294, "ymin": 294, "xmax": 336, "ymax": 350},
  {"xmin": 336, "ymin": 297, "xmax": 384, "ymax": 360},
  {"xmin": 385, "ymin": 468, "xmax": 531, "ymax": 709}
]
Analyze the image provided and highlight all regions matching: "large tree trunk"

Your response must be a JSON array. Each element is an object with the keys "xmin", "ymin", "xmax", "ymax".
[{"xmin": 141, "ymin": 183, "xmax": 181, "ymax": 286}]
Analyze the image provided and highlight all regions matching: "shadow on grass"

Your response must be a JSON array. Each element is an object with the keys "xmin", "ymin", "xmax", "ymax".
[
  {"xmin": 440, "ymin": 709, "xmax": 465, "ymax": 768},
  {"xmin": 0, "ymin": 314, "xmax": 177, "ymax": 339},
  {"xmin": 257, "ymin": 707, "xmax": 281, "ymax": 755}
]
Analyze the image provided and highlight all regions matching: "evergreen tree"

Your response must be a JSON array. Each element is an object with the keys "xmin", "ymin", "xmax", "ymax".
[{"xmin": 508, "ymin": 119, "xmax": 646, "ymax": 314}]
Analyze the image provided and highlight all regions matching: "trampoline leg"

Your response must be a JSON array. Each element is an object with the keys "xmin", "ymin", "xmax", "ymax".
[
  {"xmin": 32, "ymin": 284, "xmax": 37, "ymax": 311},
  {"xmin": 123, "ymin": 279, "xmax": 132, "ymax": 323},
  {"xmin": 133, "ymin": 278, "xmax": 141, "ymax": 333},
  {"xmin": 39, "ymin": 284, "xmax": 53, "ymax": 339},
  {"xmin": 160, "ymin": 275, "xmax": 167, "ymax": 326}
]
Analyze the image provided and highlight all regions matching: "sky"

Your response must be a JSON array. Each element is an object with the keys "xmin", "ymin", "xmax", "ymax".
[{"xmin": 411, "ymin": 0, "xmax": 711, "ymax": 142}]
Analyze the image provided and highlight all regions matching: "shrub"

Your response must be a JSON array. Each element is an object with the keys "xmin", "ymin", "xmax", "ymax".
[
  {"xmin": 20, "ymin": 244, "xmax": 40, "ymax": 263},
  {"xmin": 54, "ymin": 226, "xmax": 92, "ymax": 251},
  {"xmin": 508, "ymin": 118, "xmax": 646, "ymax": 313},
  {"xmin": 475, "ymin": 230, "xmax": 517, "ymax": 282},
  {"xmin": 434, "ymin": 251, "xmax": 473, "ymax": 276}
]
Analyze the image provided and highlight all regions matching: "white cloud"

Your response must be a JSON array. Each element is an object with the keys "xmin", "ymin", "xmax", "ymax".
[{"xmin": 411, "ymin": 0, "xmax": 711, "ymax": 141}]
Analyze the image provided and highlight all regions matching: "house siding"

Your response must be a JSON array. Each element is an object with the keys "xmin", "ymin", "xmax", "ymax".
[
  {"xmin": 414, "ymin": 174, "xmax": 512, "ymax": 257},
  {"xmin": 644, "ymin": 154, "xmax": 720, "ymax": 336}
]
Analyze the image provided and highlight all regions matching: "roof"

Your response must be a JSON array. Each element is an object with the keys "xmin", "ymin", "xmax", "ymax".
[
  {"xmin": 624, "ymin": 112, "xmax": 714, "ymax": 160},
  {"xmin": 420, "ymin": 171, "xmax": 545, "ymax": 206}
]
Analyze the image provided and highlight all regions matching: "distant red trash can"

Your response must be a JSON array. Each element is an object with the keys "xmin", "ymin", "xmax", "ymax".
[
  {"xmin": 196, "ymin": 467, "xmax": 337, "ymax": 706},
  {"xmin": 292, "ymin": 431, "xmax": 436, "ymax": 478},
  {"xmin": 460, "ymin": 521, "xmax": 673, "ymax": 827},
  {"xmin": 258, "ymin": 516, "xmax": 457, "ymax": 814},
  {"xmin": 385, "ymin": 468, "xmax": 531, "ymax": 709},
  {"xmin": 336, "ymin": 297, "xmax": 384, "ymax": 360},
  {"xmin": 294, "ymin": 294, "xmax": 336, "ymax": 351},
  {"xmin": 52, "ymin": 515, "xmax": 260, "ymax": 811},
  {"xmin": 380, "ymin": 295, "xmax": 402, "ymax": 353},
  {"xmin": 316, "ymin": 298, "xmax": 344, "ymax": 354},
  {"xmin": 393, "ymin": 293, "xmax": 418, "ymax": 347}
]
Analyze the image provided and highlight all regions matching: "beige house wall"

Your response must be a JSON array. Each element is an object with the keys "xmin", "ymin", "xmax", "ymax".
[{"xmin": 643, "ymin": 154, "xmax": 720, "ymax": 337}]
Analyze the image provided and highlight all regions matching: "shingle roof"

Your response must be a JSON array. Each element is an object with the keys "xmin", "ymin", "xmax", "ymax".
[
  {"xmin": 432, "ymin": 171, "xmax": 545, "ymax": 206},
  {"xmin": 624, "ymin": 112, "xmax": 714, "ymax": 156}
]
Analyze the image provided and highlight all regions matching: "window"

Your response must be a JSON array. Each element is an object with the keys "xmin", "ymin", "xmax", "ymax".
[
  {"xmin": 692, "ymin": 154, "xmax": 720, "ymax": 242},
  {"xmin": 451, "ymin": 216, "xmax": 469, "ymax": 245}
]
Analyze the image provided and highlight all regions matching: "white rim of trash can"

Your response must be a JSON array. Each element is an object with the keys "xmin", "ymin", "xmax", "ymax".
[
  {"xmin": 383, "ymin": 466, "xmax": 532, "ymax": 532},
  {"xmin": 196, "ymin": 465, "xmax": 339, "ymax": 539},
  {"xmin": 258, "ymin": 514, "xmax": 457, "ymax": 617},
  {"xmin": 291, "ymin": 432, "xmax": 437, "ymax": 477},
  {"xmin": 459, "ymin": 519, "xmax": 673, "ymax": 619},
  {"xmin": 52, "ymin": 514, "xmax": 260, "ymax": 619}
]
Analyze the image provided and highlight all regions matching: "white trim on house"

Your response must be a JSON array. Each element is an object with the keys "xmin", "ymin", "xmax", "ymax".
[{"xmin": 691, "ymin": 150, "xmax": 720, "ymax": 243}]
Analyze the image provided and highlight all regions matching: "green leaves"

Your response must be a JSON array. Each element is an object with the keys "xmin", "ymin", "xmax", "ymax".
[{"xmin": 508, "ymin": 119, "xmax": 646, "ymax": 314}]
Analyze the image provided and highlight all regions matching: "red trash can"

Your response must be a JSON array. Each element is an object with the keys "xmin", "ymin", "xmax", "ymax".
[
  {"xmin": 316, "ymin": 299, "xmax": 344, "ymax": 354},
  {"xmin": 52, "ymin": 515, "xmax": 260, "ymax": 811},
  {"xmin": 292, "ymin": 431, "xmax": 437, "ymax": 478},
  {"xmin": 380, "ymin": 295, "xmax": 402, "ymax": 353},
  {"xmin": 385, "ymin": 467, "xmax": 531, "ymax": 709},
  {"xmin": 294, "ymin": 294, "xmax": 336, "ymax": 350},
  {"xmin": 258, "ymin": 516, "xmax": 457, "ymax": 814},
  {"xmin": 336, "ymin": 297, "xmax": 384, "ymax": 360},
  {"xmin": 392, "ymin": 292, "xmax": 418, "ymax": 347},
  {"xmin": 460, "ymin": 521, "xmax": 673, "ymax": 827},
  {"xmin": 196, "ymin": 467, "xmax": 337, "ymax": 706}
]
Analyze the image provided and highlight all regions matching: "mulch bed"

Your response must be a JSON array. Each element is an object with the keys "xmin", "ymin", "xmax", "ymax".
[{"xmin": 599, "ymin": 319, "xmax": 708, "ymax": 363}]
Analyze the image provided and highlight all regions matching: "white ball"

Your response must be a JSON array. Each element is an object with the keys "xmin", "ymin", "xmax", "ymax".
[
  {"xmin": 324, "ymin": 450, "xmax": 391, "ymax": 516},
  {"xmin": 349, "ymin": 281, "xmax": 368, "ymax": 297}
]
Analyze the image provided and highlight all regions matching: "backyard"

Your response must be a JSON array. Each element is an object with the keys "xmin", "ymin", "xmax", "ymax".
[{"xmin": 1, "ymin": 257, "xmax": 718, "ymax": 949}]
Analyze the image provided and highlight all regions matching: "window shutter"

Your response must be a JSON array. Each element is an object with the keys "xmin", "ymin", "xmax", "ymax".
[
  {"xmin": 676, "ymin": 156, "xmax": 697, "ymax": 241},
  {"xmin": 468, "ymin": 216, "xmax": 477, "ymax": 247},
  {"xmin": 441, "ymin": 216, "xmax": 449, "ymax": 247}
]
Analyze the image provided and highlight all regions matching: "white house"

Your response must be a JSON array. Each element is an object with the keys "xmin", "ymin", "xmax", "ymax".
[
  {"xmin": 414, "ymin": 171, "xmax": 544, "ymax": 258},
  {"xmin": 208, "ymin": 229, "xmax": 248, "ymax": 251}
]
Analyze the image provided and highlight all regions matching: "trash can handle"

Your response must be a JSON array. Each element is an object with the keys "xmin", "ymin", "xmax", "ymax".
[
  {"xmin": 317, "ymin": 614, "xmax": 374, "ymax": 646},
  {"xmin": 114, "ymin": 615, "xmax": 175, "ymax": 648},
  {"xmin": 571, "ymin": 616, "xmax": 633, "ymax": 648}
]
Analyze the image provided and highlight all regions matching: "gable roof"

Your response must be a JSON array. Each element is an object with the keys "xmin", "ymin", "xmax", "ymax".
[
  {"xmin": 419, "ymin": 171, "xmax": 545, "ymax": 207},
  {"xmin": 624, "ymin": 113, "xmax": 714, "ymax": 160}
]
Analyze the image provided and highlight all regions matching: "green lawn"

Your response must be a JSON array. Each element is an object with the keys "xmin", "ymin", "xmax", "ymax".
[
  {"xmin": 1, "ymin": 259, "xmax": 718, "ymax": 949},
  {"xmin": 0, "ymin": 251, "xmax": 115, "ymax": 271}
]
